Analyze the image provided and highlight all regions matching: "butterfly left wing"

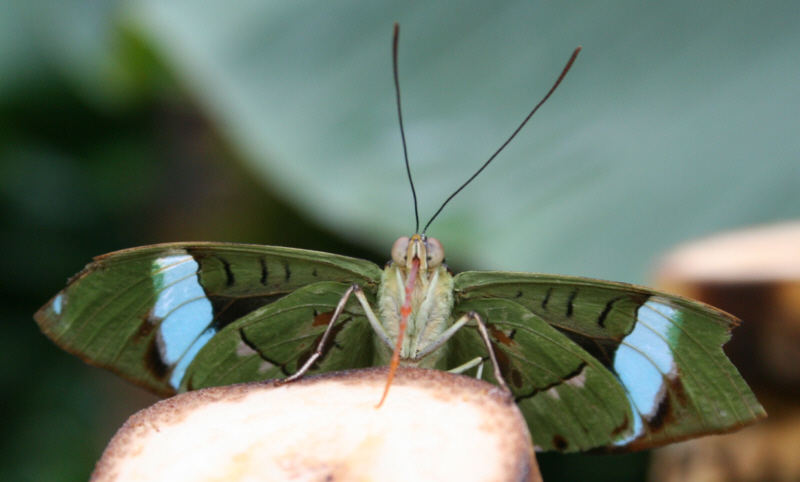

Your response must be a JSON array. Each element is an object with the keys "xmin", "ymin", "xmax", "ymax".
[
  {"xmin": 449, "ymin": 271, "xmax": 765, "ymax": 452},
  {"xmin": 34, "ymin": 242, "xmax": 382, "ymax": 396}
]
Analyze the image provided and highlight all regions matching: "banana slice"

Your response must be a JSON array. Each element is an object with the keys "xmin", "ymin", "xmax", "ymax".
[{"xmin": 93, "ymin": 367, "xmax": 539, "ymax": 482}]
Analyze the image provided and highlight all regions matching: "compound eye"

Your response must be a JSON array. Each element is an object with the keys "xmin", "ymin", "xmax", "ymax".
[
  {"xmin": 391, "ymin": 236, "xmax": 410, "ymax": 265},
  {"xmin": 425, "ymin": 237, "xmax": 445, "ymax": 267}
]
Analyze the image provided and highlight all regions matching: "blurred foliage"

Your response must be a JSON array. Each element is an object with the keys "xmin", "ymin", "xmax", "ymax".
[
  {"xmin": 2, "ymin": 1, "xmax": 797, "ymax": 481},
  {"xmin": 129, "ymin": 0, "xmax": 799, "ymax": 282}
]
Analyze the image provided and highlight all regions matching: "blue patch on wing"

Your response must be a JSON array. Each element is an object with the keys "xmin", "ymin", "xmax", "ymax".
[
  {"xmin": 152, "ymin": 254, "xmax": 215, "ymax": 389},
  {"xmin": 159, "ymin": 299, "xmax": 215, "ymax": 364},
  {"xmin": 613, "ymin": 299, "xmax": 680, "ymax": 445},
  {"xmin": 170, "ymin": 327, "xmax": 216, "ymax": 388},
  {"xmin": 53, "ymin": 293, "xmax": 64, "ymax": 315}
]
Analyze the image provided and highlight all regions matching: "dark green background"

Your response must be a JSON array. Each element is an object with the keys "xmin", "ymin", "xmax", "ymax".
[{"xmin": 3, "ymin": 1, "xmax": 797, "ymax": 480}]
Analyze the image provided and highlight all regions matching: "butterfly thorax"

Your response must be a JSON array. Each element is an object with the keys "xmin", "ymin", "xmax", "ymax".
[{"xmin": 375, "ymin": 235, "xmax": 454, "ymax": 368}]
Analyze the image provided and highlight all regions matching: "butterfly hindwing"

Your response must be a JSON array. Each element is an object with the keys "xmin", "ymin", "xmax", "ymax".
[
  {"xmin": 34, "ymin": 242, "xmax": 382, "ymax": 396},
  {"xmin": 446, "ymin": 296, "xmax": 632, "ymax": 452},
  {"xmin": 452, "ymin": 271, "xmax": 765, "ymax": 452},
  {"xmin": 180, "ymin": 281, "xmax": 377, "ymax": 391}
]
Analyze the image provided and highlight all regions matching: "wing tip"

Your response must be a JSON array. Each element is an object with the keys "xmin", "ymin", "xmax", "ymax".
[{"xmin": 33, "ymin": 293, "xmax": 62, "ymax": 331}]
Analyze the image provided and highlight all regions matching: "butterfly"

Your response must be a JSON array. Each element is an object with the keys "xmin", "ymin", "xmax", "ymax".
[{"xmin": 34, "ymin": 25, "xmax": 764, "ymax": 453}]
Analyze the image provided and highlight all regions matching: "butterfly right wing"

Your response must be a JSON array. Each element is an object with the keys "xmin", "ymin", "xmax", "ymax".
[{"xmin": 450, "ymin": 270, "xmax": 765, "ymax": 452}]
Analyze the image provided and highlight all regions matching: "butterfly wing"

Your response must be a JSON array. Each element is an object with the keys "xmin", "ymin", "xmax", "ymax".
[
  {"xmin": 34, "ymin": 242, "xmax": 383, "ymax": 396},
  {"xmin": 450, "ymin": 271, "xmax": 765, "ymax": 452},
  {"xmin": 177, "ymin": 280, "xmax": 379, "ymax": 392}
]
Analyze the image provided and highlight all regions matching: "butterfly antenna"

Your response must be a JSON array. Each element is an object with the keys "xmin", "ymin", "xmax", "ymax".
[
  {"xmin": 393, "ymin": 23, "xmax": 420, "ymax": 233},
  {"xmin": 422, "ymin": 46, "xmax": 582, "ymax": 234}
]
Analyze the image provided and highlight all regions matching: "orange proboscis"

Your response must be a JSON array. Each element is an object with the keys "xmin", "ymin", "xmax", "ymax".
[{"xmin": 376, "ymin": 256, "xmax": 420, "ymax": 408}]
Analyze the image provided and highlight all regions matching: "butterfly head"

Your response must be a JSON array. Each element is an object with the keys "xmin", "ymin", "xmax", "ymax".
[{"xmin": 391, "ymin": 234, "xmax": 444, "ymax": 274}]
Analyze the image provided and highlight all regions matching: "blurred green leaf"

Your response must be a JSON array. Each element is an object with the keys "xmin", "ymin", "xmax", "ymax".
[
  {"xmin": 127, "ymin": 0, "xmax": 799, "ymax": 282},
  {"xmin": 0, "ymin": 0, "xmax": 166, "ymax": 109}
]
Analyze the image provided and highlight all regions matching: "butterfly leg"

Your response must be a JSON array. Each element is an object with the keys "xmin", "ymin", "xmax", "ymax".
[
  {"xmin": 418, "ymin": 311, "xmax": 510, "ymax": 393},
  {"xmin": 283, "ymin": 284, "xmax": 390, "ymax": 383},
  {"xmin": 448, "ymin": 356, "xmax": 483, "ymax": 376}
]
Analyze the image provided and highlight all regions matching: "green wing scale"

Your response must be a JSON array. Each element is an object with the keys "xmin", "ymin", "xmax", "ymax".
[
  {"xmin": 35, "ymin": 242, "xmax": 382, "ymax": 396},
  {"xmin": 451, "ymin": 271, "xmax": 765, "ymax": 451}
]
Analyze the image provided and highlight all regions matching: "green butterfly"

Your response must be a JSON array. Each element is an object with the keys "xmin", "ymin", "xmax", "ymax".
[{"xmin": 34, "ymin": 25, "xmax": 764, "ymax": 453}]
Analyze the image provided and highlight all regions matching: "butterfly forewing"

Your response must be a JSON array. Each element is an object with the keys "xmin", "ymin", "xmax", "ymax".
[
  {"xmin": 452, "ymin": 271, "xmax": 765, "ymax": 451},
  {"xmin": 34, "ymin": 242, "xmax": 382, "ymax": 396}
]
